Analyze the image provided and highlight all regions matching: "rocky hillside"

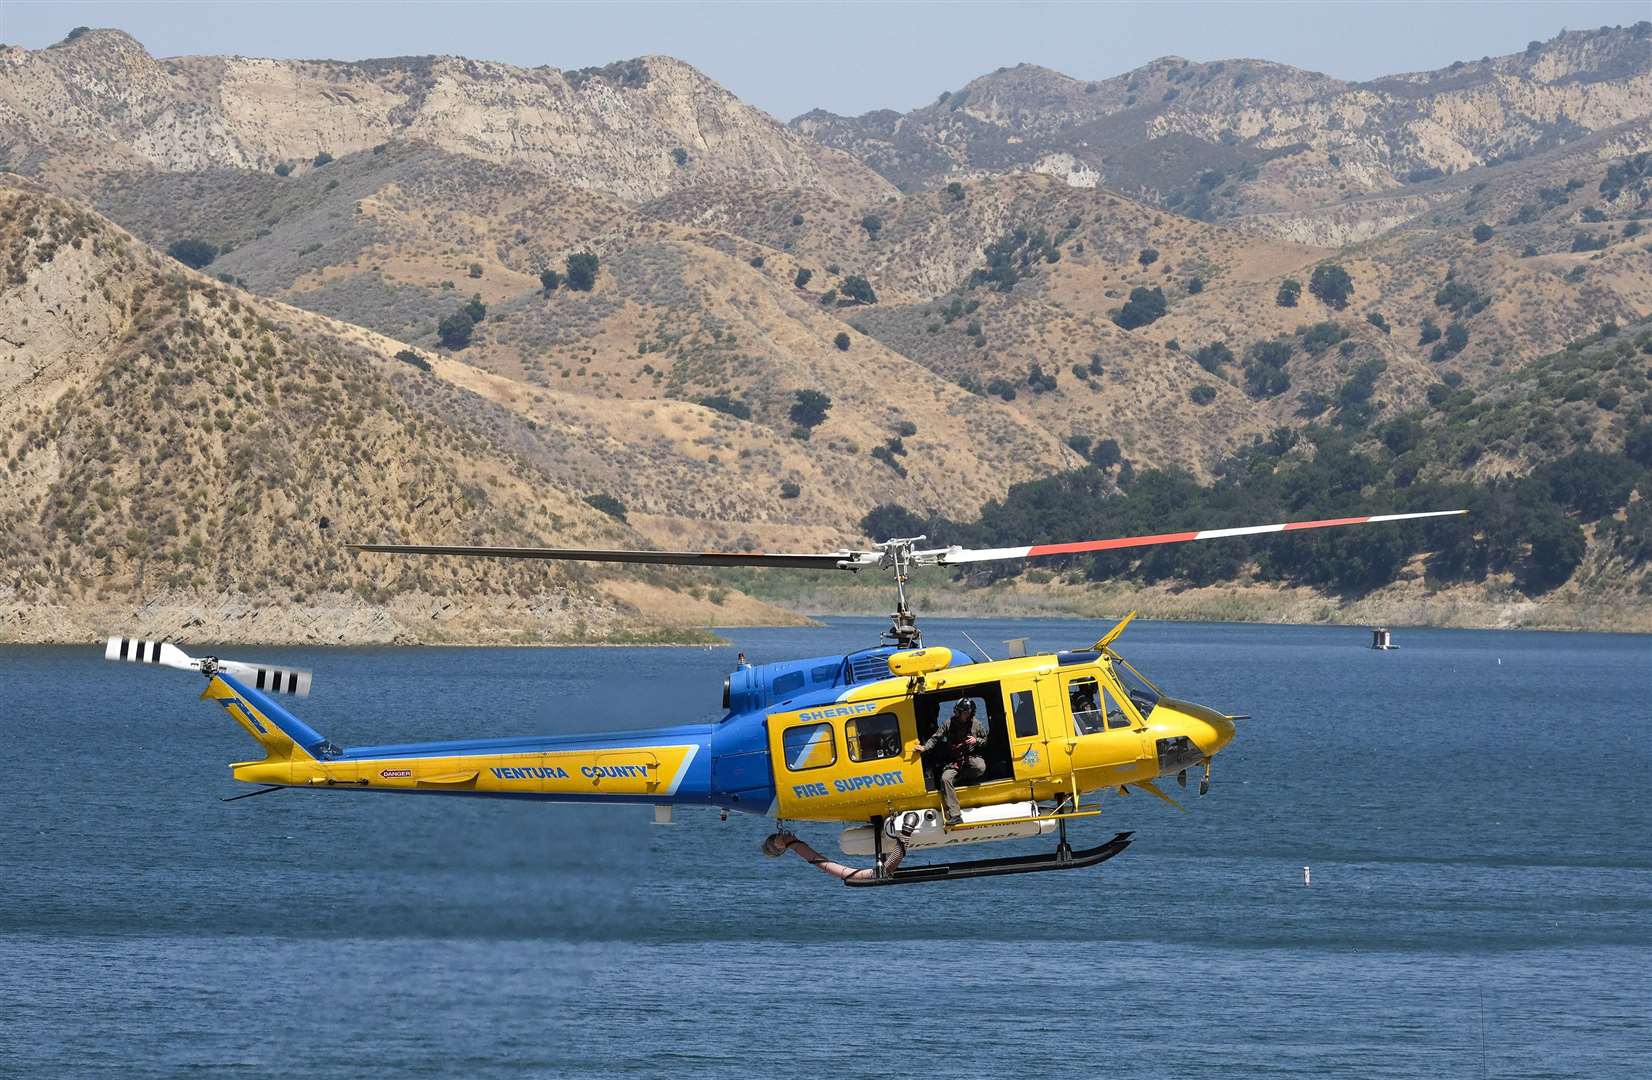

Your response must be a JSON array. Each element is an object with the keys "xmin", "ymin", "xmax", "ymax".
[
  {"xmin": 1, "ymin": 23, "xmax": 1649, "ymax": 638},
  {"xmin": 0, "ymin": 29, "xmax": 890, "ymax": 203},
  {"xmin": 0, "ymin": 180, "xmax": 804, "ymax": 643},
  {"xmin": 793, "ymin": 23, "xmax": 1652, "ymax": 238}
]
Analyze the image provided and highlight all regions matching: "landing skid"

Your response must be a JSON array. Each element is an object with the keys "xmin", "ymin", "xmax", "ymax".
[{"xmin": 843, "ymin": 831, "xmax": 1134, "ymax": 887}]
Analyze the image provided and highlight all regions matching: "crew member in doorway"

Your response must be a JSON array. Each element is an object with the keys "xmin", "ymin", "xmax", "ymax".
[{"xmin": 918, "ymin": 699, "xmax": 988, "ymax": 826}]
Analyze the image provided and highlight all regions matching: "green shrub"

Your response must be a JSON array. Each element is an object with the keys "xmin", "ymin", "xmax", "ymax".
[
  {"xmin": 437, "ymin": 310, "xmax": 474, "ymax": 349},
  {"xmin": 167, "ymin": 239, "xmax": 217, "ymax": 269},
  {"xmin": 790, "ymin": 389, "xmax": 832, "ymax": 429},
  {"xmin": 860, "ymin": 214, "xmax": 882, "ymax": 239},
  {"xmin": 566, "ymin": 251, "xmax": 599, "ymax": 291},
  {"xmin": 1276, "ymin": 279, "xmax": 1301, "ymax": 307},
  {"xmin": 312, "ymin": 151, "xmax": 333, "ymax": 167},
  {"xmin": 273, "ymin": 162, "xmax": 292, "ymax": 177},
  {"xmin": 1193, "ymin": 341, "xmax": 1233, "ymax": 372},
  {"xmin": 1112, "ymin": 286, "xmax": 1166, "ymax": 330},
  {"xmin": 1190, "ymin": 384, "xmax": 1217, "ymax": 405},
  {"xmin": 584, "ymin": 493, "xmax": 628, "ymax": 522},
  {"xmin": 780, "ymin": 481, "xmax": 801, "ymax": 499},
  {"xmin": 697, "ymin": 394, "xmax": 751, "ymax": 420},
  {"xmin": 671, "ymin": 147, "xmax": 689, "ymax": 166},
  {"xmin": 839, "ymin": 275, "xmax": 877, "ymax": 304},
  {"xmin": 834, "ymin": 332, "xmax": 851, "ymax": 351},
  {"xmin": 1309, "ymin": 263, "xmax": 1354, "ymax": 308},
  {"xmin": 1472, "ymin": 223, "xmax": 1494, "ymax": 243},
  {"xmin": 793, "ymin": 268, "xmax": 812, "ymax": 288}
]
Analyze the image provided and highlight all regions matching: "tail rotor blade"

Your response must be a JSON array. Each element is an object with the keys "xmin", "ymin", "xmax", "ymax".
[
  {"xmin": 104, "ymin": 637, "xmax": 196, "ymax": 672},
  {"xmin": 215, "ymin": 660, "xmax": 312, "ymax": 698},
  {"xmin": 103, "ymin": 636, "xmax": 312, "ymax": 697}
]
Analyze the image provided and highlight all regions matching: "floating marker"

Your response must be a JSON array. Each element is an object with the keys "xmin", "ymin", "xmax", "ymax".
[{"xmin": 1303, "ymin": 865, "xmax": 1311, "ymax": 887}]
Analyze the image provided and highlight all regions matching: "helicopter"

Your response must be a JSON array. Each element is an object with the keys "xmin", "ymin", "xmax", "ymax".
[{"xmin": 106, "ymin": 508, "xmax": 1462, "ymax": 887}]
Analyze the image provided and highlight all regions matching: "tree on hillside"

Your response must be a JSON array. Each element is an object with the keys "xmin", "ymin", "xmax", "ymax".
[
  {"xmin": 839, "ymin": 274, "xmax": 877, "ymax": 304},
  {"xmin": 312, "ymin": 151, "xmax": 334, "ymax": 167},
  {"xmin": 860, "ymin": 213, "xmax": 883, "ymax": 239},
  {"xmin": 1276, "ymin": 278, "xmax": 1301, "ymax": 307},
  {"xmin": 1111, "ymin": 286, "xmax": 1166, "ymax": 330},
  {"xmin": 1243, "ymin": 338, "xmax": 1294, "ymax": 398},
  {"xmin": 273, "ymin": 162, "xmax": 292, "ymax": 177},
  {"xmin": 437, "ymin": 310, "xmax": 475, "ymax": 349},
  {"xmin": 1472, "ymin": 223, "xmax": 1495, "ymax": 243},
  {"xmin": 671, "ymin": 147, "xmax": 689, "ymax": 166},
  {"xmin": 584, "ymin": 493, "xmax": 628, "ymax": 523},
  {"xmin": 1138, "ymin": 247, "xmax": 1159, "ymax": 266},
  {"xmin": 697, "ymin": 394, "xmax": 751, "ymax": 420},
  {"xmin": 566, "ymin": 251, "xmax": 599, "ymax": 291},
  {"xmin": 464, "ymin": 293, "xmax": 487, "ymax": 323},
  {"xmin": 1626, "ymin": 421, "xmax": 1652, "ymax": 468},
  {"xmin": 1536, "ymin": 451, "xmax": 1640, "ymax": 521},
  {"xmin": 789, "ymin": 389, "xmax": 832, "ymax": 430},
  {"xmin": 539, "ymin": 268, "xmax": 561, "ymax": 294},
  {"xmin": 1193, "ymin": 341, "xmax": 1233, "ymax": 373},
  {"xmin": 167, "ymin": 238, "xmax": 217, "ymax": 269},
  {"xmin": 793, "ymin": 268, "xmax": 813, "ymax": 289},
  {"xmin": 834, "ymin": 332, "xmax": 851, "ymax": 351},
  {"xmin": 1309, "ymin": 263, "xmax": 1354, "ymax": 308}
]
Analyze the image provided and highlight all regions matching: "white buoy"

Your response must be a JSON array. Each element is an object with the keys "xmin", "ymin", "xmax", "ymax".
[{"xmin": 1303, "ymin": 865, "xmax": 1311, "ymax": 887}]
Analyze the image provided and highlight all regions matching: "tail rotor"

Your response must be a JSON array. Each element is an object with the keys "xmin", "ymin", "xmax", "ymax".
[{"xmin": 104, "ymin": 636, "xmax": 313, "ymax": 697}]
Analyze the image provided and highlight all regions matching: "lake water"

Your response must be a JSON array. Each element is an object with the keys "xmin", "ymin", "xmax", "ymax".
[{"xmin": 1, "ymin": 618, "xmax": 1648, "ymax": 1078}]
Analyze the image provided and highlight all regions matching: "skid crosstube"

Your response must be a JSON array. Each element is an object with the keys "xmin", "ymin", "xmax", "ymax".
[{"xmin": 843, "ymin": 831, "xmax": 1134, "ymax": 887}]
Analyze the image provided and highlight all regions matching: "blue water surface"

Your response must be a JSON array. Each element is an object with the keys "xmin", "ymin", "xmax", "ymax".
[{"xmin": 1, "ymin": 617, "xmax": 1648, "ymax": 1078}]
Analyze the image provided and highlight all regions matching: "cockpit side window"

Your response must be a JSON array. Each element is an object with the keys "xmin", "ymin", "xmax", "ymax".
[
  {"xmin": 1069, "ymin": 674, "xmax": 1136, "ymax": 733},
  {"xmin": 1068, "ymin": 677, "xmax": 1105, "ymax": 735}
]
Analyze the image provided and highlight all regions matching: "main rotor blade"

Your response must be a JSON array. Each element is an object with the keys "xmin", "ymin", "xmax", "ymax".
[
  {"xmin": 932, "ymin": 509, "xmax": 1467, "ymax": 566},
  {"xmin": 348, "ymin": 543, "xmax": 869, "ymax": 570}
]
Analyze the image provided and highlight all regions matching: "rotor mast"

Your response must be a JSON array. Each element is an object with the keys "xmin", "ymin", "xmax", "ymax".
[{"xmin": 874, "ymin": 537, "xmax": 926, "ymax": 650}]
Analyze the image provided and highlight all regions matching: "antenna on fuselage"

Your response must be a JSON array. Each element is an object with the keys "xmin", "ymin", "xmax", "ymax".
[{"xmin": 959, "ymin": 630, "xmax": 994, "ymax": 663}]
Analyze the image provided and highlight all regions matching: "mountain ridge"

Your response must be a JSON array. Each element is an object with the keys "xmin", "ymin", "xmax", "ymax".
[{"xmin": 2, "ymin": 22, "xmax": 1649, "ymax": 638}]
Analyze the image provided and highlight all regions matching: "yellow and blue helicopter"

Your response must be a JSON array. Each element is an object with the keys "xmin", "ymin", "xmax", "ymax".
[{"xmin": 107, "ymin": 509, "xmax": 1461, "ymax": 886}]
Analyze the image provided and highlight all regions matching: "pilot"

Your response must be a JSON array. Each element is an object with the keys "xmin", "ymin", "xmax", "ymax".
[
  {"xmin": 917, "ymin": 699, "xmax": 988, "ymax": 826},
  {"xmin": 1070, "ymin": 683, "xmax": 1104, "ymax": 734}
]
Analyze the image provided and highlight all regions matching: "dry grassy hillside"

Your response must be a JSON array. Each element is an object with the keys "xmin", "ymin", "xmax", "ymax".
[
  {"xmin": 0, "ymin": 180, "xmax": 803, "ymax": 643},
  {"xmin": 3, "ymin": 27, "xmax": 1649, "ymax": 637}
]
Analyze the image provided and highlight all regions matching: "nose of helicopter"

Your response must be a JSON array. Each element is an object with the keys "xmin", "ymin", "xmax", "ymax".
[{"xmin": 1157, "ymin": 699, "xmax": 1236, "ymax": 757}]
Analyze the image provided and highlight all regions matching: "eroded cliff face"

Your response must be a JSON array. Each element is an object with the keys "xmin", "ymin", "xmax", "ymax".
[
  {"xmin": 0, "ymin": 32, "xmax": 892, "ymax": 203},
  {"xmin": 792, "ymin": 24, "xmax": 1652, "ymax": 238}
]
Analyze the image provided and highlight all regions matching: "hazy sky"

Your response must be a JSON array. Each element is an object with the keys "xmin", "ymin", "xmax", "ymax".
[{"xmin": 4, "ymin": 1, "xmax": 1647, "ymax": 119}]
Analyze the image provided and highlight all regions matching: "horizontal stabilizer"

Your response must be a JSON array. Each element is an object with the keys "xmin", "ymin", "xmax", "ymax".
[{"xmin": 104, "ymin": 636, "xmax": 313, "ymax": 697}]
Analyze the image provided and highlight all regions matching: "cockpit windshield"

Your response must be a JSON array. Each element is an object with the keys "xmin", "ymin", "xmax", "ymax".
[{"xmin": 1112, "ymin": 657, "xmax": 1162, "ymax": 717}]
